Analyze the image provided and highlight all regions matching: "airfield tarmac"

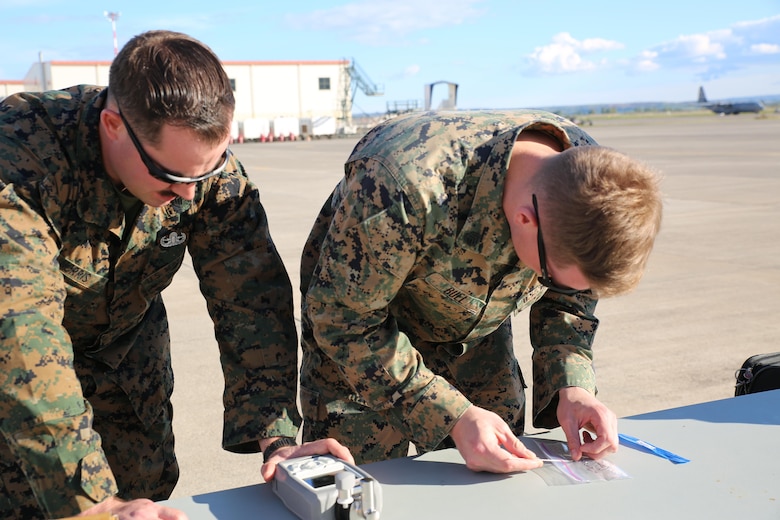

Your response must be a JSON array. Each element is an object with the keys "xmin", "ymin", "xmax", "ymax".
[{"xmin": 162, "ymin": 112, "xmax": 780, "ymax": 499}]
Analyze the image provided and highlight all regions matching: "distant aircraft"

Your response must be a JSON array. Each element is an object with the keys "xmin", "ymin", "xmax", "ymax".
[{"xmin": 697, "ymin": 86, "xmax": 764, "ymax": 115}]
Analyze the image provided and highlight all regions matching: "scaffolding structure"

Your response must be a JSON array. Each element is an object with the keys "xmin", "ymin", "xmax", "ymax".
[{"xmin": 339, "ymin": 59, "xmax": 384, "ymax": 126}]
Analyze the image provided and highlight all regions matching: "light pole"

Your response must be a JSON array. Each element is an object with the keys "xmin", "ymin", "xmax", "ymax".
[{"xmin": 104, "ymin": 11, "xmax": 120, "ymax": 57}]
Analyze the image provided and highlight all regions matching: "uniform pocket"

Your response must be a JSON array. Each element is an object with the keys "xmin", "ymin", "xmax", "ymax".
[
  {"xmin": 395, "ymin": 273, "xmax": 485, "ymax": 341},
  {"xmin": 60, "ymin": 257, "xmax": 108, "ymax": 319},
  {"xmin": 139, "ymin": 258, "xmax": 184, "ymax": 301}
]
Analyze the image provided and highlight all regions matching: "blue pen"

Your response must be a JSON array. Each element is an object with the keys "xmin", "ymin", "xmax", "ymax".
[{"xmin": 618, "ymin": 433, "xmax": 690, "ymax": 464}]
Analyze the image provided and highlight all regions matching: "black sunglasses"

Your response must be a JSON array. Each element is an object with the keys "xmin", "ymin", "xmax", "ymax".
[
  {"xmin": 532, "ymin": 194, "xmax": 580, "ymax": 295},
  {"xmin": 118, "ymin": 110, "xmax": 232, "ymax": 184}
]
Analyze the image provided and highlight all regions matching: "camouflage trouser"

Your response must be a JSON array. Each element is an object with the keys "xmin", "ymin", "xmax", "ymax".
[
  {"xmin": 0, "ymin": 297, "xmax": 178, "ymax": 519},
  {"xmin": 301, "ymin": 320, "xmax": 526, "ymax": 464},
  {"xmin": 80, "ymin": 369, "xmax": 179, "ymax": 502}
]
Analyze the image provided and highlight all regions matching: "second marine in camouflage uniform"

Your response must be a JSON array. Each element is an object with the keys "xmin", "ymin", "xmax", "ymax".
[
  {"xmin": 301, "ymin": 110, "xmax": 601, "ymax": 463},
  {"xmin": 0, "ymin": 86, "xmax": 299, "ymax": 518}
]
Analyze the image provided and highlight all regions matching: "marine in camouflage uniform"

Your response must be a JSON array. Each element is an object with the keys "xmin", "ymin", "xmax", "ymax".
[
  {"xmin": 0, "ymin": 85, "xmax": 299, "ymax": 518},
  {"xmin": 300, "ymin": 110, "xmax": 605, "ymax": 463}
]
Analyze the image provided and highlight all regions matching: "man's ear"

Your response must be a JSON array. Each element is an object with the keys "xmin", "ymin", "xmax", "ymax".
[
  {"xmin": 514, "ymin": 204, "xmax": 537, "ymax": 228},
  {"xmin": 100, "ymin": 109, "xmax": 123, "ymax": 141}
]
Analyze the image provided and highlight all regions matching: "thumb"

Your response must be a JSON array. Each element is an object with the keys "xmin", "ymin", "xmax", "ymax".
[
  {"xmin": 260, "ymin": 461, "xmax": 276, "ymax": 482},
  {"xmin": 560, "ymin": 420, "xmax": 583, "ymax": 461}
]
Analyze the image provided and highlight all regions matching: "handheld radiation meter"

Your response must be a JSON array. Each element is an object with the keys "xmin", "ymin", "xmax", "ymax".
[{"xmin": 272, "ymin": 454, "xmax": 382, "ymax": 520}]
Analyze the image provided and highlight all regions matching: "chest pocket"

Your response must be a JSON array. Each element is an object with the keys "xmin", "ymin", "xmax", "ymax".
[
  {"xmin": 121, "ymin": 226, "xmax": 189, "ymax": 302},
  {"xmin": 60, "ymin": 257, "xmax": 109, "ymax": 317},
  {"xmin": 138, "ymin": 248, "xmax": 186, "ymax": 300},
  {"xmin": 394, "ymin": 272, "xmax": 486, "ymax": 342}
]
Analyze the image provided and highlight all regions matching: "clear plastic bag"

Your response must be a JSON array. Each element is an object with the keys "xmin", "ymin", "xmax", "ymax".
[{"xmin": 523, "ymin": 438, "xmax": 631, "ymax": 486}]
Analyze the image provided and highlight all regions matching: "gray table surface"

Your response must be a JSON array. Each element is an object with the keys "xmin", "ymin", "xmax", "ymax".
[{"xmin": 161, "ymin": 389, "xmax": 780, "ymax": 519}]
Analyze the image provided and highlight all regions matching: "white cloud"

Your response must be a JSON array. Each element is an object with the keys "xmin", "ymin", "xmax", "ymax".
[
  {"xmin": 579, "ymin": 37, "xmax": 624, "ymax": 53},
  {"xmin": 526, "ymin": 32, "xmax": 624, "ymax": 74},
  {"xmin": 286, "ymin": 0, "xmax": 486, "ymax": 45},
  {"xmin": 388, "ymin": 64, "xmax": 422, "ymax": 81},
  {"xmin": 635, "ymin": 50, "xmax": 659, "ymax": 72},
  {"xmin": 654, "ymin": 33, "xmax": 727, "ymax": 64},
  {"xmin": 750, "ymin": 43, "xmax": 780, "ymax": 55},
  {"xmin": 733, "ymin": 14, "xmax": 780, "ymax": 33},
  {"xmin": 632, "ymin": 15, "xmax": 780, "ymax": 77},
  {"xmin": 404, "ymin": 64, "xmax": 421, "ymax": 77}
]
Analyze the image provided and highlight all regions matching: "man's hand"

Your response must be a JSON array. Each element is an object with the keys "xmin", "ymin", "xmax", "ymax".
[
  {"xmin": 556, "ymin": 386, "xmax": 618, "ymax": 461},
  {"xmin": 260, "ymin": 438, "xmax": 354, "ymax": 482},
  {"xmin": 449, "ymin": 405, "xmax": 543, "ymax": 473},
  {"xmin": 77, "ymin": 496, "xmax": 187, "ymax": 519}
]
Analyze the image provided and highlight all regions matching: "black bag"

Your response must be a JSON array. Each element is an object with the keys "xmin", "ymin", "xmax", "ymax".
[{"xmin": 735, "ymin": 352, "xmax": 780, "ymax": 396}]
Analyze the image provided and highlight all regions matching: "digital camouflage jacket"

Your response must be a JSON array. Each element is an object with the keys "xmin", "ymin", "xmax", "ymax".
[
  {"xmin": 303, "ymin": 110, "xmax": 600, "ymax": 451},
  {"xmin": 0, "ymin": 86, "xmax": 299, "ymax": 516}
]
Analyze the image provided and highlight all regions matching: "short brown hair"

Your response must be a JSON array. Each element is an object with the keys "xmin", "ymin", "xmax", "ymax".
[
  {"xmin": 108, "ymin": 30, "xmax": 234, "ymax": 145},
  {"xmin": 532, "ymin": 146, "xmax": 662, "ymax": 297}
]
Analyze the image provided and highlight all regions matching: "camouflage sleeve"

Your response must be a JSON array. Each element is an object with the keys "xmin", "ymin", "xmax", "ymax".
[
  {"xmin": 529, "ymin": 289, "xmax": 599, "ymax": 428},
  {"xmin": 0, "ymin": 183, "xmax": 117, "ymax": 516},
  {"xmin": 305, "ymin": 158, "xmax": 471, "ymax": 450},
  {"xmin": 188, "ymin": 162, "xmax": 300, "ymax": 453}
]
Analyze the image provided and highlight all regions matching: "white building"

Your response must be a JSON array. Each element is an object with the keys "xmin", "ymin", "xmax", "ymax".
[
  {"xmin": 17, "ymin": 59, "xmax": 379, "ymax": 138},
  {"xmin": 0, "ymin": 80, "xmax": 26, "ymax": 100}
]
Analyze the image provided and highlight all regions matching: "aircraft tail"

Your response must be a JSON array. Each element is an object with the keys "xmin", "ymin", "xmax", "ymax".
[{"xmin": 697, "ymin": 86, "xmax": 708, "ymax": 104}]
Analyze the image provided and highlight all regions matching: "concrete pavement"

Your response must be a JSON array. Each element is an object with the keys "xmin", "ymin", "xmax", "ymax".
[{"xmin": 162, "ymin": 112, "xmax": 780, "ymax": 498}]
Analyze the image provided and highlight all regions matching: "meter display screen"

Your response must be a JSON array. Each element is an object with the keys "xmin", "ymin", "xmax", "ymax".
[{"xmin": 307, "ymin": 474, "xmax": 337, "ymax": 488}]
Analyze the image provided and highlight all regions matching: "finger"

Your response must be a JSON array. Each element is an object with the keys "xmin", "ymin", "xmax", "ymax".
[
  {"xmin": 260, "ymin": 444, "xmax": 299, "ymax": 482},
  {"xmin": 463, "ymin": 438, "xmax": 543, "ymax": 474},
  {"xmin": 286, "ymin": 439, "xmax": 355, "ymax": 464},
  {"xmin": 559, "ymin": 420, "xmax": 584, "ymax": 461},
  {"xmin": 160, "ymin": 505, "xmax": 189, "ymax": 520},
  {"xmin": 320, "ymin": 438, "xmax": 355, "ymax": 464},
  {"xmin": 584, "ymin": 414, "xmax": 619, "ymax": 457},
  {"xmin": 496, "ymin": 457, "xmax": 545, "ymax": 473},
  {"xmin": 260, "ymin": 460, "xmax": 277, "ymax": 482},
  {"xmin": 579, "ymin": 431, "xmax": 619, "ymax": 460},
  {"xmin": 483, "ymin": 449, "xmax": 544, "ymax": 473},
  {"xmin": 582, "ymin": 422, "xmax": 597, "ymax": 436},
  {"xmin": 261, "ymin": 439, "xmax": 356, "ymax": 481},
  {"xmin": 579, "ymin": 439, "xmax": 610, "ymax": 459},
  {"xmin": 499, "ymin": 432, "xmax": 537, "ymax": 460}
]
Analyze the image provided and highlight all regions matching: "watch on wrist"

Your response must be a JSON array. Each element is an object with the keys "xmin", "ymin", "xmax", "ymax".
[{"xmin": 263, "ymin": 437, "xmax": 298, "ymax": 460}]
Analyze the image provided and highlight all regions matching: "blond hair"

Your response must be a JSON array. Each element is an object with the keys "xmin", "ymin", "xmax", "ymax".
[{"xmin": 532, "ymin": 146, "xmax": 662, "ymax": 297}]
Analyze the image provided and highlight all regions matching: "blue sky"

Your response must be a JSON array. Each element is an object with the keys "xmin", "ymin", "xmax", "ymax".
[{"xmin": 2, "ymin": 0, "xmax": 779, "ymax": 114}]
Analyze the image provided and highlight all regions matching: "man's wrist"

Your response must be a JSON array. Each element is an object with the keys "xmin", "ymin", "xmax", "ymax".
[{"xmin": 262, "ymin": 437, "xmax": 298, "ymax": 460}]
